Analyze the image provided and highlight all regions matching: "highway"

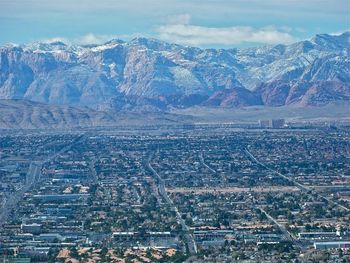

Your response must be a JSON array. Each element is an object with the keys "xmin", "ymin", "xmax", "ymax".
[
  {"xmin": 0, "ymin": 162, "xmax": 41, "ymax": 226},
  {"xmin": 258, "ymin": 206, "xmax": 295, "ymax": 242},
  {"xmin": 199, "ymin": 153, "xmax": 216, "ymax": 174},
  {"xmin": 199, "ymin": 152, "xmax": 227, "ymax": 183},
  {"xmin": 245, "ymin": 149, "xmax": 349, "ymax": 212},
  {"xmin": 145, "ymin": 152, "xmax": 198, "ymax": 254},
  {"xmin": 0, "ymin": 134, "xmax": 87, "ymax": 227},
  {"xmin": 88, "ymin": 158, "xmax": 99, "ymax": 184}
]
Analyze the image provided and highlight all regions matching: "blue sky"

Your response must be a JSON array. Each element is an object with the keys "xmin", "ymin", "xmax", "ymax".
[{"xmin": 0, "ymin": 0, "xmax": 349, "ymax": 47}]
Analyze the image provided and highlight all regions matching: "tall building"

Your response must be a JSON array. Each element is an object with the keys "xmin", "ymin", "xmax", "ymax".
[
  {"xmin": 259, "ymin": 119, "xmax": 285, "ymax": 129},
  {"xmin": 259, "ymin": 120, "xmax": 271, "ymax": 128},
  {"xmin": 271, "ymin": 119, "xmax": 285, "ymax": 129}
]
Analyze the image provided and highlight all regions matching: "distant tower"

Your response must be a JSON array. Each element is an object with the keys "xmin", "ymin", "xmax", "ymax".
[
  {"xmin": 271, "ymin": 119, "xmax": 285, "ymax": 129},
  {"xmin": 259, "ymin": 120, "xmax": 270, "ymax": 128},
  {"xmin": 259, "ymin": 119, "xmax": 285, "ymax": 128}
]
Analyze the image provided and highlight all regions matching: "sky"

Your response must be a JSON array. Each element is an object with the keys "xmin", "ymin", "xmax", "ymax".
[{"xmin": 0, "ymin": 0, "xmax": 349, "ymax": 48}]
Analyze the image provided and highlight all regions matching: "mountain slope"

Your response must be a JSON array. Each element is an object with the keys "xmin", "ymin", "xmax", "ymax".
[
  {"xmin": 0, "ymin": 99, "xmax": 195, "ymax": 129},
  {"xmin": 255, "ymin": 81, "xmax": 350, "ymax": 106},
  {"xmin": 0, "ymin": 32, "xmax": 349, "ymax": 108}
]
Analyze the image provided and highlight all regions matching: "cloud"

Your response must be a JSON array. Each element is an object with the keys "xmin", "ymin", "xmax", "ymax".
[
  {"xmin": 40, "ymin": 37, "xmax": 69, "ymax": 44},
  {"xmin": 2, "ymin": 0, "xmax": 349, "ymax": 15},
  {"xmin": 1, "ymin": 0, "xmax": 347, "ymax": 46},
  {"xmin": 75, "ymin": 33, "xmax": 117, "ymax": 45},
  {"xmin": 166, "ymin": 14, "xmax": 191, "ymax": 25},
  {"xmin": 157, "ymin": 16, "xmax": 297, "ymax": 46},
  {"xmin": 38, "ymin": 27, "xmax": 297, "ymax": 48},
  {"xmin": 39, "ymin": 33, "xmax": 135, "ymax": 45},
  {"xmin": 330, "ymin": 29, "xmax": 350, "ymax": 36}
]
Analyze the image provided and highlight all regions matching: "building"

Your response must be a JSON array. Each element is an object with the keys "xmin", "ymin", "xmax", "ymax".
[
  {"xmin": 21, "ymin": 223, "xmax": 42, "ymax": 235},
  {"xmin": 259, "ymin": 120, "xmax": 271, "ymax": 129},
  {"xmin": 0, "ymin": 257, "xmax": 31, "ymax": 263},
  {"xmin": 298, "ymin": 231, "xmax": 339, "ymax": 240},
  {"xmin": 259, "ymin": 119, "xmax": 285, "ymax": 129},
  {"xmin": 271, "ymin": 119, "xmax": 285, "ymax": 129},
  {"xmin": 194, "ymin": 230, "xmax": 235, "ymax": 247},
  {"xmin": 32, "ymin": 194, "xmax": 89, "ymax": 202},
  {"xmin": 36, "ymin": 233, "xmax": 64, "ymax": 242},
  {"xmin": 314, "ymin": 241, "xmax": 350, "ymax": 250}
]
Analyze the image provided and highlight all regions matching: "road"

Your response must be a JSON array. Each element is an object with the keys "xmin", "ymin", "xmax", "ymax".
[
  {"xmin": 245, "ymin": 149, "xmax": 349, "ymax": 212},
  {"xmin": 198, "ymin": 153, "xmax": 216, "ymax": 174},
  {"xmin": 258, "ymin": 207, "xmax": 295, "ymax": 242},
  {"xmin": 145, "ymin": 152, "xmax": 198, "ymax": 254},
  {"xmin": 199, "ymin": 153, "xmax": 227, "ymax": 183},
  {"xmin": 0, "ymin": 134, "xmax": 87, "ymax": 227},
  {"xmin": 167, "ymin": 186, "xmax": 299, "ymax": 193},
  {"xmin": 88, "ymin": 158, "xmax": 99, "ymax": 184},
  {"xmin": 0, "ymin": 162, "xmax": 41, "ymax": 226}
]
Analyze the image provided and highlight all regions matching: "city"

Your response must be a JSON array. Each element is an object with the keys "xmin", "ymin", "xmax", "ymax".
[
  {"xmin": 0, "ymin": 123, "xmax": 349, "ymax": 262},
  {"xmin": 1, "ymin": 0, "xmax": 349, "ymax": 262}
]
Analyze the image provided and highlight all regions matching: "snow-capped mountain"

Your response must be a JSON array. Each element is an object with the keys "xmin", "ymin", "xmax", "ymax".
[{"xmin": 0, "ymin": 32, "xmax": 349, "ymax": 108}]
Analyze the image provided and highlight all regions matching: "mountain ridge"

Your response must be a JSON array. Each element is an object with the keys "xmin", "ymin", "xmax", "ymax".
[{"xmin": 0, "ymin": 32, "xmax": 349, "ymax": 110}]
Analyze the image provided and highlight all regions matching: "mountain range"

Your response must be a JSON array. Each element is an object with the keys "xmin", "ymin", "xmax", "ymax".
[{"xmin": 0, "ymin": 32, "xmax": 349, "ymax": 112}]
